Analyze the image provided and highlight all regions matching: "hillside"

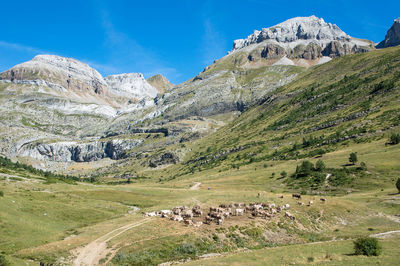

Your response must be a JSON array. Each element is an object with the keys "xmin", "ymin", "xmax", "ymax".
[{"xmin": 134, "ymin": 45, "xmax": 400, "ymax": 194}]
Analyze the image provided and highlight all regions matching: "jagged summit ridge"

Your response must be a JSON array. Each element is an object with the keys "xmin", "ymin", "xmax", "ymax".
[{"xmin": 232, "ymin": 16, "xmax": 351, "ymax": 51}]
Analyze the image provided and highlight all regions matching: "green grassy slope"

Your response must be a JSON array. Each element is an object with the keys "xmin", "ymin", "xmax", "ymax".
[{"xmin": 154, "ymin": 46, "xmax": 400, "ymax": 192}]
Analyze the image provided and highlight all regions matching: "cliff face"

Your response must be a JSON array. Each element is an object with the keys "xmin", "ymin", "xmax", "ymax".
[
  {"xmin": 377, "ymin": 18, "xmax": 400, "ymax": 48},
  {"xmin": 17, "ymin": 139, "xmax": 143, "ymax": 162}
]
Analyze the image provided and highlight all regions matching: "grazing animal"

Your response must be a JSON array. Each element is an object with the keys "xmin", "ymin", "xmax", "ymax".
[
  {"xmin": 285, "ymin": 212, "xmax": 295, "ymax": 220},
  {"xmin": 160, "ymin": 210, "xmax": 172, "ymax": 218},
  {"xmin": 235, "ymin": 208, "xmax": 244, "ymax": 216},
  {"xmin": 320, "ymin": 198, "xmax": 327, "ymax": 202},
  {"xmin": 171, "ymin": 215, "xmax": 183, "ymax": 222},
  {"xmin": 194, "ymin": 221, "xmax": 203, "ymax": 228},
  {"xmin": 308, "ymin": 200, "xmax": 314, "ymax": 206},
  {"xmin": 205, "ymin": 216, "xmax": 214, "ymax": 224},
  {"xmin": 297, "ymin": 201, "xmax": 304, "ymax": 206},
  {"xmin": 184, "ymin": 219, "xmax": 193, "ymax": 226},
  {"xmin": 144, "ymin": 211, "xmax": 157, "ymax": 217},
  {"xmin": 292, "ymin": 194, "xmax": 302, "ymax": 199}
]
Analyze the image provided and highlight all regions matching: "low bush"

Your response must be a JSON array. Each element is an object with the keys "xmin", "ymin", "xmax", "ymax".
[
  {"xmin": 389, "ymin": 133, "xmax": 400, "ymax": 145},
  {"xmin": 353, "ymin": 237, "xmax": 382, "ymax": 256},
  {"xmin": 0, "ymin": 254, "xmax": 11, "ymax": 266}
]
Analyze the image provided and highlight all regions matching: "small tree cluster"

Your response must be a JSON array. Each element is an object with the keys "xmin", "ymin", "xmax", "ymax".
[
  {"xmin": 293, "ymin": 160, "xmax": 326, "ymax": 178},
  {"xmin": 396, "ymin": 178, "xmax": 400, "ymax": 194},
  {"xmin": 353, "ymin": 237, "xmax": 382, "ymax": 256}
]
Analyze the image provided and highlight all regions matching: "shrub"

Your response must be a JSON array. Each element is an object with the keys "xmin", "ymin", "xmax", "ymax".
[
  {"xmin": 0, "ymin": 191, "xmax": 3, "ymax": 197},
  {"xmin": 349, "ymin": 152, "xmax": 358, "ymax": 165},
  {"xmin": 359, "ymin": 162, "xmax": 367, "ymax": 170},
  {"xmin": 396, "ymin": 178, "xmax": 400, "ymax": 194},
  {"xmin": 389, "ymin": 133, "xmax": 400, "ymax": 145},
  {"xmin": 353, "ymin": 237, "xmax": 382, "ymax": 256},
  {"xmin": 280, "ymin": 171, "xmax": 287, "ymax": 178},
  {"xmin": 315, "ymin": 160, "xmax": 326, "ymax": 171},
  {"xmin": 0, "ymin": 254, "xmax": 11, "ymax": 266}
]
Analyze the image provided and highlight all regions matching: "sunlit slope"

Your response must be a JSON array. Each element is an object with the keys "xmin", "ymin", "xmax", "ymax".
[{"xmin": 169, "ymin": 46, "xmax": 400, "ymax": 185}]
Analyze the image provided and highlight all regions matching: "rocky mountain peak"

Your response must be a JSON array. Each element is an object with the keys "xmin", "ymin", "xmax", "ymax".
[
  {"xmin": 0, "ymin": 54, "xmax": 108, "ymax": 95},
  {"xmin": 232, "ymin": 16, "xmax": 350, "ymax": 51},
  {"xmin": 13, "ymin": 54, "xmax": 106, "ymax": 86},
  {"xmin": 147, "ymin": 74, "xmax": 174, "ymax": 93},
  {"xmin": 104, "ymin": 73, "xmax": 158, "ymax": 99},
  {"xmin": 226, "ymin": 16, "xmax": 374, "ymax": 68},
  {"xmin": 377, "ymin": 17, "xmax": 400, "ymax": 48}
]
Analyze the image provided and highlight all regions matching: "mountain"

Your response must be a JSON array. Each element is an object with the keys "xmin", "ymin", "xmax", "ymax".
[
  {"xmin": 147, "ymin": 74, "xmax": 174, "ymax": 93},
  {"xmin": 230, "ymin": 16, "xmax": 375, "ymax": 67},
  {"xmin": 0, "ymin": 54, "xmax": 110, "ymax": 102},
  {"xmin": 0, "ymin": 55, "xmax": 164, "ymax": 169},
  {"xmin": 0, "ymin": 16, "xmax": 382, "ymax": 173},
  {"xmin": 153, "ymin": 16, "xmax": 374, "ymax": 122},
  {"xmin": 377, "ymin": 18, "xmax": 400, "ymax": 48},
  {"xmin": 0, "ymin": 55, "xmax": 160, "ymax": 110}
]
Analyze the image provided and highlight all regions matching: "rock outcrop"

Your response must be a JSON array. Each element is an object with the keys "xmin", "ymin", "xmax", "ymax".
[
  {"xmin": 230, "ymin": 16, "xmax": 375, "ymax": 65},
  {"xmin": 377, "ymin": 18, "xmax": 400, "ymax": 48},
  {"xmin": 105, "ymin": 73, "xmax": 158, "ymax": 100},
  {"xmin": 18, "ymin": 139, "xmax": 143, "ymax": 162},
  {"xmin": 147, "ymin": 74, "xmax": 174, "ymax": 94}
]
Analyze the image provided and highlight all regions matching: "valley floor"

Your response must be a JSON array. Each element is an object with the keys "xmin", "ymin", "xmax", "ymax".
[{"xmin": 1, "ymin": 139, "xmax": 400, "ymax": 265}]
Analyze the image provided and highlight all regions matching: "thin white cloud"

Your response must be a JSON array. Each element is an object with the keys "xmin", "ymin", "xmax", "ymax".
[{"xmin": 0, "ymin": 40, "xmax": 49, "ymax": 55}]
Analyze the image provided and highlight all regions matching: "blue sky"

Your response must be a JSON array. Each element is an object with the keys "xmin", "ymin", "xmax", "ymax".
[{"xmin": 0, "ymin": 0, "xmax": 399, "ymax": 84}]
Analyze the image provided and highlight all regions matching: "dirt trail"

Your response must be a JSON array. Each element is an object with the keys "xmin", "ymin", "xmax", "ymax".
[
  {"xmin": 370, "ymin": 230, "xmax": 400, "ymax": 239},
  {"xmin": 190, "ymin": 182, "xmax": 201, "ymax": 190},
  {"xmin": 73, "ymin": 218, "xmax": 152, "ymax": 266}
]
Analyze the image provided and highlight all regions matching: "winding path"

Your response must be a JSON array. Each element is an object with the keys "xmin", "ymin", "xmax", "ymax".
[{"xmin": 73, "ymin": 218, "xmax": 152, "ymax": 265}]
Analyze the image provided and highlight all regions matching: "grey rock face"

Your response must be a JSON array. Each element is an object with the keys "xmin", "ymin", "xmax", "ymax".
[
  {"xmin": 18, "ymin": 139, "xmax": 143, "ymax": 162},
  {"xmin": 377, "ymin": 18, "xmax": 400, "ymax": 48}
]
